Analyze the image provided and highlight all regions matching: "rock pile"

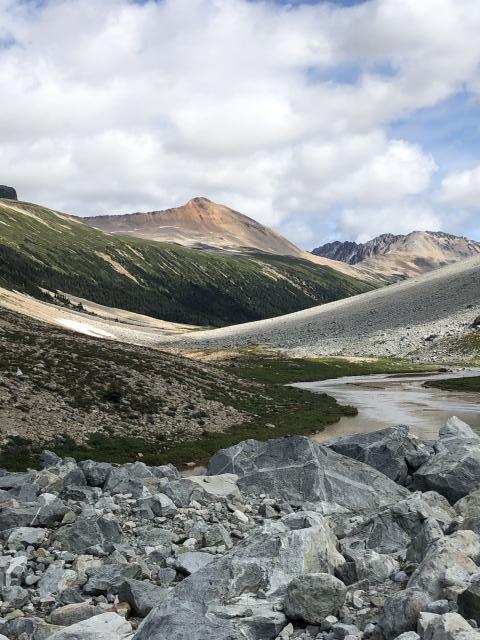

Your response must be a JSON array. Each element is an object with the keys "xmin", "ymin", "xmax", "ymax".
[{"xmin": 1, "ymin": 418, "xmax": 480, "ymax": 639}]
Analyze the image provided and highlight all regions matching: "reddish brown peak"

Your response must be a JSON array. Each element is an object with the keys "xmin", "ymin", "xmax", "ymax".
[{"xmin": 187, "ymin": 197, "xmax": 213, "ymax": 207}]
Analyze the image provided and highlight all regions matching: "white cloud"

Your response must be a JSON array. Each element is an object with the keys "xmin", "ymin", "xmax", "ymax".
[
  {"xmin": 338, "ymin": 204, "xmax": 443, "ymax": 243},
  {"xmin": 0, "ymin": 0, "xmax": 479, "ymax": 244},
  {"xmin": 439, "ymin": 166, "xmax": 480, "ymax": 208}
]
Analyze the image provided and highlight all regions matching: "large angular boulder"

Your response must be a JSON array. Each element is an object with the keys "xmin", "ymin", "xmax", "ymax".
[
  {"xmin": 162, "ymin": 478, "xmax": 211, "ymax": 507},
  {"xmin": 187, "ymin": 474, "xmax": 241, "ymax": 500},
  {"xmin": 79, "ymin": 461, "xmax": 114, "ymax": 488},
  {"xmin": 48, "ymin": 613, "xmax": 131, "ymax": 640},
  {"xmin": 458, "ymin": 574, "xmax": 480, "ymax": 624},
  {"xmin": 117, "ymin": 579, "xmax": 168, "ymax": 617},
  {"xmin": 83, "ymin": 563, "xmax": 142, "ymax": 596},
  {"xmin": 207, "ymin": 436, "xmax": 409, "ymax": 511},
  {"xmin": 174, "ymin": 552, "xmax": 215, "ymax": 576},
  {"xmin": 340, "ymin": 493, "xmax": 452, "ymax": 557},
  {"xmin": 134, "ymin": 512, "xmax": 344, "ymax": 640},
  {"xmin": 337, "ymin": 549, "xmax": 399, "ymax": 585},
  {"xmin": 53, "ymin": 515, "xmax": 122, "ymax": 554},
  {"xmin": 412, "ymin": 418, "xmax": 480, "ymax": 503},
  {"xmin": 408, "ymin": 530, "xmax": 480, "ymax": 600},
  {"xmin": 455, "ymin": 489, "xmax": 480, "ymax": 535},
  {"xmin": 375, "ymin": 588, "xmax": 430, "ymax": 639},
  {"xmin": 327, "ymin": 425, "xmax": 430, "ymax": 484},
  {"xmin": 49, "ymin": 602, "xmax": 104, "ymax": 626},
  {"xmin": 422, "ymin": 612, "xmax": 480, "ymax": 639},
  {"xmin": 283, "ymin": 573, "xmax": 346, "ymax": 624}
]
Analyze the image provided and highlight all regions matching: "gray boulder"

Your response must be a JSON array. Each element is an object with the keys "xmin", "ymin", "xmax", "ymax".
[
  {"xmin": 458, "ymin": 574, "xmax": 480, "ymax": 625},
  {"xmin": 422, "ymin": 612, "xmax": 480, "ymax": 639},
  {"xmin": 0, "ymin": 185, "xmax": 17, "ymax": 200},
  {"xmin": 162, "ymin": 478, "xmax": 211, "ymax": 507},
  {"xmin": 47, "ymin": 613, "xmax": 132, "ymax": 640},
  {"xmin": 187, "ymin": 474, "xmax": 241, "ymax": 500},
  {"xmin": 1, "ymin": 585, "xmax": 29, "ymax": 608},
  {"xmin": 207, "ymin": 436, "xmax": 408, "ymax": 511},
  {"xmin": 0, "ymin": 505, "xmax": 37, "ymax": 530},
  {"xmin": 117, "ymin": 579, "xmax": 168, "ymax": 617},
  {"xmin": 0, "ymin": 555, "xmax": 27, "ymax": 586},
  {"xmin": 83, "ymin": 563, "xmax": 142, "ymax": 596},
  {"xmin": 79, "ymin": 461, "xmax": 114, "ymax": 488},
  {"xmin": 406, "ymin": 517, "xmax": 444, "ymax": 564},
  {"xmin": 139, "ymin": 493, "xmax": 177, "ymax": 518},
  {"xmin": 134, "ymin": 512, "xmax": 343, "ymax": 640},
  {"xmin": 49, "ymin": 603, "xmax": 104, "ymax": 627},
  {"xmin": 37, "ymin": 562, "xmax": 78, "ymax": 597},
  {"xmin": 5, "ymin": 527, "xmax": 47, "ymax": 548},
  {"xmin": 408, "ymin": 530, "xmax": 480, "ymax": 600},
  {"xmin": 328, "ymin": 425, "xmax": 430, "ymax": 484},
  {"xmin": 340, "ymin": 493, "xmax": 450, "ymax": 557},
  {"xmin": 337, "ymin": 549, "xmax": 399, "ymax": 585},
  {"xmin": 456, "ymin": 489, "xmax": 480, "ymax": 535},
  {"xmin": 283, "ymin": 573, "xmax": 346, "ymax": 624},
  {"xmin": 413, "ymin": 418, "xmax": 480, "ymax": 503},
  {"xmin": 136, "ymin": 598, "xmax": 284, "ymax": 640},
  {"xmin": 174, "ymin": 552, "xmax": 215, "ymax": 576},
  {"xmin": 53, "ymin": 515, "xmax": 122, "ymax": 554},
  {"xmin": 149, "ymin": 464, "xmax": 179, "ymax": 479},
  {"xmin": 375, "ymin": 588, "xmax": 430, "ymax": 639},
  {"xmin": 0, "ymin": 471, "xmax": 36, "ymax": 490}
]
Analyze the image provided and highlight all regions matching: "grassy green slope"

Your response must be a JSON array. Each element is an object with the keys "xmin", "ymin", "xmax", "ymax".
[
  {"xmin": 424, "ymin": 376, "xmax": 480, "ymax": 392},
  {"xmin": 0, "ymin": 199, "xmax": 374, "ymax": 326}
]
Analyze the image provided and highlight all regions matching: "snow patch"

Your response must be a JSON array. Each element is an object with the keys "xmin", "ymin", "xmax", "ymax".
[{"xmin": 57, "ymin": 319, "xmax": 115, "ymax": 339}]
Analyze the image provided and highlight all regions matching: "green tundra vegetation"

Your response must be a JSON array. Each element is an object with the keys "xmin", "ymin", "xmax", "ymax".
[
  {"xmin": 0, "ymin": 199, "xmax": 374, "ymax": 327},
  {"xmin": 0, "ymin": 310, "xmax": 432, "ymax": 471},
  {"xmin": 424, "ymin": 375, "xmax": 480, "ymax": 392}
]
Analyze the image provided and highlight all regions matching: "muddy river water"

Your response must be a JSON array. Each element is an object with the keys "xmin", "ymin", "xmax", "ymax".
[{"xmin": 292, "ymin": 369, "xmax": 480, "ymax": 443}]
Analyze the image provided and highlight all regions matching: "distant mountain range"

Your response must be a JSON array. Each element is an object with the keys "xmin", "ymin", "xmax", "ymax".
[{"xmin": 313, "ymin": 231, "xmax": 480, "ymax": 278}]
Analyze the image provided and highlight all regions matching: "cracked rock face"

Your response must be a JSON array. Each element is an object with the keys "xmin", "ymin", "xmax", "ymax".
[
  {"xmin": 327, "ymin": 424, "xmax": 431, "ymax": 485},
  {"xmin": 207, "ymin": 435, "xmax": 409, "ymax": 511}
]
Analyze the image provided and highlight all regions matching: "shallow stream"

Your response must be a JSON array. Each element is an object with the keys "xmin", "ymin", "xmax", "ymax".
[{"xmin": 291, "ymin": 368, "xmax": 480, "ymax": 443}]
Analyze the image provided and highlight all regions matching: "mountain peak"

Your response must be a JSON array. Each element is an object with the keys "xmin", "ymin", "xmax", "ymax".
[
  {"xmin": 313, "ymin": 229, "xmax": 480, "ymax": 278},
  {"xmin": 84, "ymin": 198, "xmax": 305, "ymax": 257},
  {"xmin": 187, "ymin": 196, "xmax": 213, "ymax": 206}
]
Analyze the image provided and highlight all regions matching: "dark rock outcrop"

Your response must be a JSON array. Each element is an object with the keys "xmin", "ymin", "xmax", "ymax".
[{"xmin": 0, "ymin": 185, "xmax": 17, "ymax": 200}]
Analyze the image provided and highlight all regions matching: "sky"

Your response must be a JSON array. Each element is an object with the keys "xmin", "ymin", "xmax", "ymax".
[{"xmin": 1, "ymin": 0, "xmax": 480, "ymax": 247}]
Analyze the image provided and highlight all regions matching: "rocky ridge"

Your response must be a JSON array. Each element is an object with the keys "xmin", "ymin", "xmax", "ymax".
[
  {"xmin": 313, "ymin": 231, "xmax": 480, "ymax": 279},
  {"xmin": 1, "ymin": 419, "xmax": 480, "ymax": 639},
  {"xmin": 0, "ymin": 187, "xmax": 17, "ymax": 201}
]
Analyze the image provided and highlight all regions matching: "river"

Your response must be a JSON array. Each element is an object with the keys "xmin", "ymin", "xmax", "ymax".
[{"xmin": 291, "ymin": 368, "xmax": 480, "ymax": 443}]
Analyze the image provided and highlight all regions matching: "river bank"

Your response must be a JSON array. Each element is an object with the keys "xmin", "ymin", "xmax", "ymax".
[{"xmin": 292, "ymin": 368, "xmax": 480, "ymax": 443}]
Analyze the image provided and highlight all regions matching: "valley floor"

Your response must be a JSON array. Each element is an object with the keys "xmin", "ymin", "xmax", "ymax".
[{"xmin": 0, "ymin": 305, "xmax": 437, "ymax": 471}]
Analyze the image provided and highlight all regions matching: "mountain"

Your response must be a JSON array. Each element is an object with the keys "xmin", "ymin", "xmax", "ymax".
[
  {"xmin": 83, "ymin": 197, "xmax": 373, "ymax": 281},
  {"xmin": 155, "ymin": 254, "xmax": 480, "ymax": 361},
  {"xmin": 313, "ymin": 230, "xmax": 480, "ymax": 279},
  {"xmin": 84, "ymin": 196, "xmax": 303, "ymax": 256},
  {"xmin": 0, "ymin": 197, "xmax": 373, "ymax": 328}
]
